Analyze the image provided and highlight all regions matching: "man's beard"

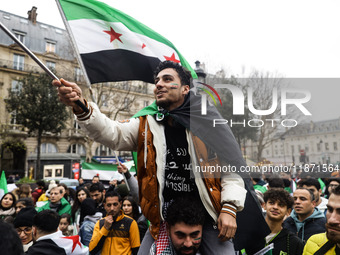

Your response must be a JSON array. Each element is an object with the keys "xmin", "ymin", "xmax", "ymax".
[
  {"xmin": 175, "ymin": 246, "xmax": 199, "ymax": 255},
  {"xmin": 156, "ymin": 99, "xmax": 171, "ymax": 110},
  {"xmin": 326, "ymin": 223, "xmax": 340, "ymax": 243}
]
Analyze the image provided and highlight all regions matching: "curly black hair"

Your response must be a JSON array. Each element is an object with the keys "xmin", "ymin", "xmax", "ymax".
[
  {"xmin": 166, "ymin": 196, "xmax": 205, "ymax": 227},
  {"xmin": 154, "ymin": 61, "xmax": 192, "ymax": 86},
  {"xmin": 264, "ymin": 188, "xmax": 294, "ymax": 209}
]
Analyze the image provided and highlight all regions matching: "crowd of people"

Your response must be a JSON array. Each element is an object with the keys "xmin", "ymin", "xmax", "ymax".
[{"xmin": 0, "ymin": 164, "xmax": 147, "ymax": 255}]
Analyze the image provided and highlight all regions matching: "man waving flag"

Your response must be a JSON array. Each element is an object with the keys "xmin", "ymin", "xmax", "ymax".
[{"xmin": 57, "ymin": 0, "xmax": 197, "ymax": 84}]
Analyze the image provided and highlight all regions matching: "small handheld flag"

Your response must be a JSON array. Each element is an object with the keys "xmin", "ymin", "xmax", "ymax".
[{"xmin": 0, "ymin": 171, "xmax": 8, "ymax": 199}]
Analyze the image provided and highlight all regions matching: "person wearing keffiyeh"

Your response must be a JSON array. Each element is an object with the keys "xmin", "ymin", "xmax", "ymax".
[{"xmin": 149, "ymin": 196, "xmax": 205, "ymax": 255}]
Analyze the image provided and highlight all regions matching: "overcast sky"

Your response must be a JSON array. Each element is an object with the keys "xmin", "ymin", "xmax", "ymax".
[{"xmin": 1, "ymin": 0, "xmax": 340, "ymax": 121}]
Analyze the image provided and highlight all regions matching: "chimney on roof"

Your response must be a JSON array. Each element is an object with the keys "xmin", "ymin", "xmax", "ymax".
[{"xmin": 28, "ymin": 6, "xmax": 38, "ymax": 24}]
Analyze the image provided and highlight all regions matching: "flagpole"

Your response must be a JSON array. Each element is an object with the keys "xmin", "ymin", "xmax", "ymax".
[
  {"xmin": 0, "ymin": 21, "xmax": 89, "ymax": 113},
  {"xmin": 55, "ymin": 0, "xmax": 96, "ymax": 102},
  {"xmin": 113, "ymin": 151, "xmax": 130, "ymax": 192}
]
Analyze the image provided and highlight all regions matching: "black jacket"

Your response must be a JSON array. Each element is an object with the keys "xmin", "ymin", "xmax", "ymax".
[
  {"xmin": 282, "ymin": 210, "xmax": 326, "ymax": 243},
  {"xmin": 267, "ymin": 228, "xmax": 304, "ymax": 255},
  {"xmin": 26, "ymin": 239, "xmax": 66, "ymax": 255}
]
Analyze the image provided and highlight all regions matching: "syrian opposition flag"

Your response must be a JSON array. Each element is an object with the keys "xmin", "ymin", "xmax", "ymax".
[
  {"xmin": 57, "ymin": 0, "xmax": 196, "ymax": 84},
  {"xmin": 32, "ymin": 233, "xmax": 89, "ymax": 255},
  {"xmin": 53, "ymin": 235, "xmax": 88, "ymax": 255},
  {"xmin": 0, "ymin": 171, "xmax": 8, "ymax": 200}
]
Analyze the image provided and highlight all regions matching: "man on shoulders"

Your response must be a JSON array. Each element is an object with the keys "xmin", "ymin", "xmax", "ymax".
[
  {"xmin": 89, "ymin": 191, "xmax": 140, "ymax": 255},
  {"xmin": 304, "ymin": 185, "xmax": 340, "ymax": 254},
  {"xmin": 53, "ymin": 60, "xmax": 248, "ymax": 254},
  {"xmin": 283, "ymin": 187, "xmax": 326, "ymax": 243}
]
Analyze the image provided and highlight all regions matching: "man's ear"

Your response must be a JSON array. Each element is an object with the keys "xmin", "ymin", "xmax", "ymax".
[
  {"xmin": 32, "ymin": 226, "xmax": 37, "ymax": 238},
  {"xmin": 182, "ymin": 85, "xmax": 190, "ymax": 95},
  {"xmin": 312, "ymin": 200, "xmax": 316, "ymax": 207}
]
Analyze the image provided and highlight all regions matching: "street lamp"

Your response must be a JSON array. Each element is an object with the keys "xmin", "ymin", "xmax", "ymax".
[{"xmin": 194, "ymin": 60, "xmax": 206, "ymax": 83}]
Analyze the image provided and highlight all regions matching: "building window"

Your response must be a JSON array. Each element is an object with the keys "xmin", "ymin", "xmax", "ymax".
[
  {"xmin": 123, "ymin": 98, "xmax": 130, "ymax": 110},
  {"xmin": 67, "ymin": 144, "xmax": 86, "ymax": 155},
  {"xmin": 11, "ymin": 80, "xmax": 22, "ymax": 94},
  {"xmin": 14, "ymin": 31, "xmax": 25, "ymax": 43},
  {"xmin": 291, "ymin": 145, "xmax": 295, "ymax": 154},
  {"xmin": 74, "ymin": 67, "xmax": 82, "ymax": 82},
  {"xmin": 144, "ymin": 101, "xmax": 149, "ymax": 107},
  {"xmin": 45, "ymin": 41, "xmax": 56, "ymax": 53},
  {"xmin": 325, "ymin": 143, "xmax": 329, "ymax": 151},
  {"xmin": 46, "ymin": 61, "xmax": 56, "ymax": 70},
  {"xmin": 13, "ymin": 54, "xmax": 24, "ymax": 70},
  {"xmin": 36, "ymin": 143, "xmax": 58, "ymax": 154},
  {"xmin": 317, "ymin": 143, "xmax": 321, "ymax": 152},
  {"xmin": 95, "ymin": 145, "xmax": 113, "ymax": 156},
  {"xmin": 101, "ymin": 94, "xmax": 108, "ymax": 107},
  {"xmin": 73, "ymin": 118, "xmax": 81, "ymax": 130},
  {"xmin": 334, "ymin": 142, "xmax": 338, "ymax": 151}
]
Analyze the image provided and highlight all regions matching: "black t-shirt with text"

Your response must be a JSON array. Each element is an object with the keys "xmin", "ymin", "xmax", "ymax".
[{"xmin": 162, "ymin": 122, "xmax": 199, "ymax": 205}]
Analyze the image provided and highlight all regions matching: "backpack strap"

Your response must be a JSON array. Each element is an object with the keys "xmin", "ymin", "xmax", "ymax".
[{"xmin": 314, "ymin": 241, "xmax": 335, "ymax": 255}]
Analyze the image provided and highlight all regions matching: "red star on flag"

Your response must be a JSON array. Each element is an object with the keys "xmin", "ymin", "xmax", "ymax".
[
  {"xmin": 103, "ymin": 27, "xmax": 123, "ymax": 43},
  {"xmin": 142, "ymin": 43, "xmax": 146, "ymax": 49},
  {"xmin": 164, "ymin": 53, "xmax": 180, "ymax": 63},
  {"xmin": 63, "ymin": 235, "xmax": 82, "ymax": 252}
]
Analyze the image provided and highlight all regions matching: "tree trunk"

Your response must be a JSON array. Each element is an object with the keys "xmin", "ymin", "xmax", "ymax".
[{"xmin": 36, "ymin": 130, "xmax": 42, "ymax": 179}]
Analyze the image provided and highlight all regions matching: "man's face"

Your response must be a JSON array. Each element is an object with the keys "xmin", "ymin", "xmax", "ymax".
[
  {"xmin": 302, "ymin": 185, "xmax": 321, "ymax": 204},
  {"xmin": 328, "ymin": 181, "xmax": 340, "ymax": 195},
  {"xmin": 326, "ymin": 193, "xmax": 340, "ymax": 243},
  {"xmin": 50, "ymin": 188, "xmax": 62, "ymax": 203},
  {"xmin": 154, "ymin": 68, "xmax": 189, "ymax": 111},
  {"xmin": 264, "ymin": 199, "xmax": 290, "ymax": 222},
  {"xmin": 90, "ymin": 190, "xmax": 104, "ymax": 204},
  {"xmin": 168, "ymin": 222, "xmax": 202, "ymax": 255},
  {"xmin": 104, "ymin": 196, "xmax": 121, "ymax": 218},
  {"xmin": 293, "ymin": 189, "xmax": 315, "ymax": 218},
  {"xmin": 92, "ymin": 177, "xmax": 99, "ymax": 183}
]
